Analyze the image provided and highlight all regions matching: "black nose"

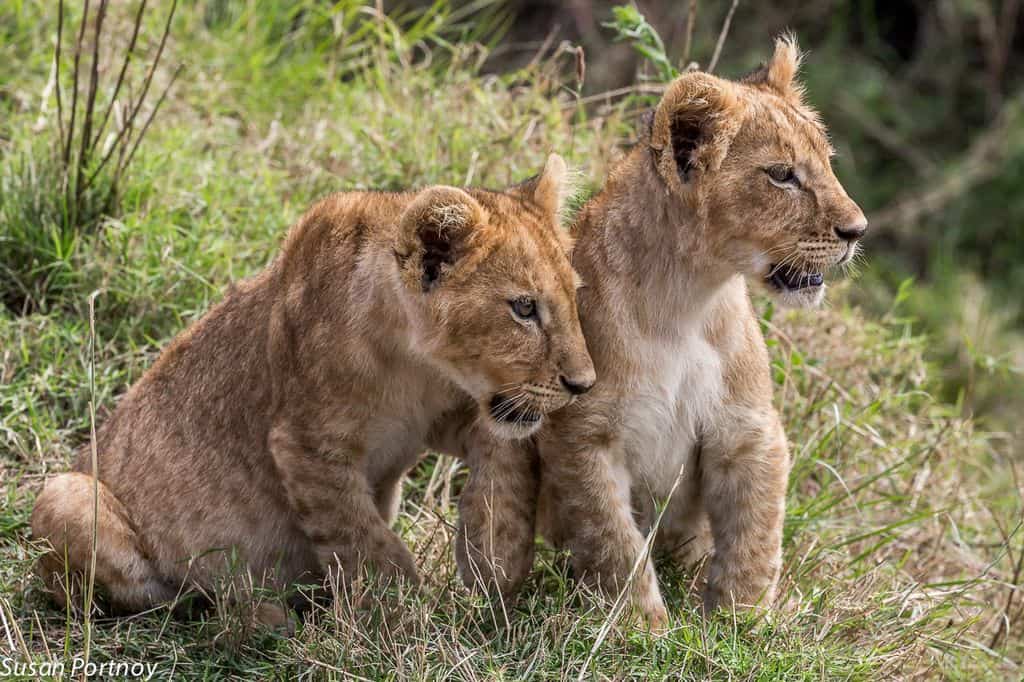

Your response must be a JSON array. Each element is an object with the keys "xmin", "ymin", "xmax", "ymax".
[
  {"xmin": 560, "ymin": 375, "xmax": 593, "ymax": 395},
  {"xmin": 834, "ymin": 220, "xmax": 868, "ymax": 242}
]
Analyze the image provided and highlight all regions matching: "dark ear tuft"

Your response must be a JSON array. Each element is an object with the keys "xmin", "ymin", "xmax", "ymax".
[
  {"xmin": 670, "ymin": 114, "xmax": 703, "ymax": 183},
  {"xmin": 419, "ymin": 225, "xmax": 452, "ymax": 290},
  {"xmin": 396, "ymin": 187, "xmax": 485, "ymax": 292}
]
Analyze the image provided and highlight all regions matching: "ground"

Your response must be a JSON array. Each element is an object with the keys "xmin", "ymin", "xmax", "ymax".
[{"xmin": 0, "ymin": 2, "xmax": 1020, "ymax": 679}]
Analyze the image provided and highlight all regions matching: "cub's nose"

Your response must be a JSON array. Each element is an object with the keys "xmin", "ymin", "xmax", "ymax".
[
  {"xmin": 560, "ymin": 375, "xmax": 594, "ymax": 395},
  {"xmin": 834, "ymin": 219, "xmax": 868, "ymax": 242}
]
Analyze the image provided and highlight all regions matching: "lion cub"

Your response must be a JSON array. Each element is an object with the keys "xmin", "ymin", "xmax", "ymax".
[
  {"xmin": 533, "ymin": 39, "xmax": 867, "ymax": 624},
  {"xmin": 31, "ymin": 155, "xmax": 594, "ymax": 616}
]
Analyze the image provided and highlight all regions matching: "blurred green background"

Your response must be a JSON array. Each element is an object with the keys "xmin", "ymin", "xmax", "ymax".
[{"xmin": 5, "ymin": 0, "xmax": 1022, "ymax": 435}]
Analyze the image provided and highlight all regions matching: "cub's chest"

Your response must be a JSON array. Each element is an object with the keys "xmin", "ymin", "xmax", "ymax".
[
  {"xmin": 314, "ymin": 343, "xmax": 461, "ymax": 485},
  {"xmin": 618, "ymin": 333, "xmax": 725, "ymax": 497},
  {"xmin": 361, "ymin": 365, "xmax": 457, "ymax": 453}
]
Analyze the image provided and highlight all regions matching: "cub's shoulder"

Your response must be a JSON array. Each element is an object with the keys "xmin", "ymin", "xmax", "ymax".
[{"xmin": 277, "ymin": 190, "xmax": 412, "ymax": 275}]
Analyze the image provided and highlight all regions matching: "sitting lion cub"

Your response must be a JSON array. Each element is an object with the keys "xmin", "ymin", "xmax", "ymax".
[
  {"xmin": 532, "ymin": 38, "xmax": 867, "ymax": 625},
  {"xmin": 31, "ymin": 154, "xmax": 594, "ymax": 617}
]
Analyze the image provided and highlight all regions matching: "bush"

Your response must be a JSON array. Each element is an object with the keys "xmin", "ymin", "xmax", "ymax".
[{"xmin": 0, "ymin": 0, "xmax": 179, "ymax": 314}]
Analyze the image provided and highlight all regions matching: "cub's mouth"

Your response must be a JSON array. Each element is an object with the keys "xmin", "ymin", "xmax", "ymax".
[
  {"xmin": 488, "ymin": 394, "xmax": 542, "ymax": 425},
  {"xmin": 483, "ymin": 393, "xmax": 545, "ymax": 440},
  {"xmin": 766, "ymin": 263, "xmax": 824, "ymax": 292},
  {"xmin": 761, "ymin": 261, "xmax": 828, "ymax": 309}
]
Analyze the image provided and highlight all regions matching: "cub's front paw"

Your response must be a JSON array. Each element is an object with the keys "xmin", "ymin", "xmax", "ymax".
[
  {"xmin": 628, "ymin": 569, "xmax": 669, "ymax": 632},
  {"xmin": 455, "ymin": 494, "xmax": 535, "ymax": 599},
  {"xmin": 376, "ymin": 545, "xmax": 421, "ymax": 587},
  {"xmin": 638, "ymin": 600, "xmax": 670, "ymax": 632},
  {"xmin": 253, "ymin": 602, "xmax": 296, "ymax": 635},
  {"xmin": 701, "ymin": 553, "xmax": 780, "ymax": 615},
  {"xmin": 701, "ymin": 583, "xmax": 724, "ymax": 615},
  {"xmin": 385, "ymin": 540, "xmax": 419, "ymax": 577},
  {"xmin": 619, "ymin": 596, "xmax": 668, "ymax": 633},
  {"xmin": 318, "ymin": 540, "xmax": 421, "ymax": 590},
  {"xmin": 455, "ymin": 529, "xmax": 533, "ymax": 599},
  {"xmin": 701, "ymin": 576, "xmax": 775, "ymax": 615}
]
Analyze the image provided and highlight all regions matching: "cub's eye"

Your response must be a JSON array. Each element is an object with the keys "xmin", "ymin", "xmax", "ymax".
[
  {"xmin": 510, "ymin": 297, "xmax": 537, "ymax": 319},
  {"xmin": 766, "ymin": 165, "xmax": 799, "ymax": 187}
]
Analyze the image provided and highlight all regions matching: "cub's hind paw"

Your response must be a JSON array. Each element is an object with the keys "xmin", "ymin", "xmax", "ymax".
[{"xmin": 253, "ymin": 602, "xmax": 296, "ymax": 636}]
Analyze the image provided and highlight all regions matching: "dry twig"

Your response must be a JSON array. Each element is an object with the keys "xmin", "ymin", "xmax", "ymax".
[
  {"xmin": 707, "ymin": 0, "xmax": 738, "ymax": 74},
  {"xmin": 51, "ymin": 0, "xmax": 182, "ymax": 222},
  {"xmin": 681, "ymin": 0, "xmax": 698, "ymax": 67}
]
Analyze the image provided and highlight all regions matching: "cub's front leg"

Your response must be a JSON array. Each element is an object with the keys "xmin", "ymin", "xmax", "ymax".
[
  {"xmin": 426, "ymin": 414, "xmax": 539, "ymax": 599},
  {"xmin": 539, "ymin": 440, "xmax": 668, "ymax": 628},
  {"xmin": 700, "ymin": 407, "xmax": 789, "ymax": 612},
  {"xmin": 269, "ymin": 425, "xmax": 419, "ymax": 588},
  {"xmin": 454, "ymin": 434, "xmax": 539, "ymax": 599}
]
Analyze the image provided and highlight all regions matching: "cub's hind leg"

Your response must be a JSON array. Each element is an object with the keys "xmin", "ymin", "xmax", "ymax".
[
  {"xmin": 655, "ymin": 452, "xmax": 713, "ymax": 573},
  {"xmin": 30, "ymin": 472, "xmax": 176, "ymax": 612}
]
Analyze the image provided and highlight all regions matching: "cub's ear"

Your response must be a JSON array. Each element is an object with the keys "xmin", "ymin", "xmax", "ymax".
[
  {"xmin": 395, "ymin": 187, "xmax": 486, "ymax": 292},
  {"xmin": 650, "ymin": 72, "xmax": 743, "ymax": 195},
  {"xmin": 517, "ymin": 153, "xmax": 570, "ymax": 218},
  {"xmin": 743, "ymin": 34, "xmax": 803, "ymax": 101}
]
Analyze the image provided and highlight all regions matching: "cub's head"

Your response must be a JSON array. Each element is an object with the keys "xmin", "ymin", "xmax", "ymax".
[
  {"xmin": 648, "ymin": 36, "xmax": 866, "ymax": 307},
  {"xmin": 394, "ymin": 155, "xmax": 595, "ymax": 439}
]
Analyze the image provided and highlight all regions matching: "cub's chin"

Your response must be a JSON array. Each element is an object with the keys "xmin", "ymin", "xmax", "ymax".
[
  {"xmin": 762, "ymin": 263, "xmax": 827, "ymax": 309},
  {"xmin": 481, "ymin": 394, "xmax": 545, "ymax": 440}
]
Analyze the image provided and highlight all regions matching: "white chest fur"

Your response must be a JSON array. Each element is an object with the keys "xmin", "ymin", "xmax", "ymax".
[{"xmin": 618, "ymin": 323, "xmax": 725, "ymax": 502}]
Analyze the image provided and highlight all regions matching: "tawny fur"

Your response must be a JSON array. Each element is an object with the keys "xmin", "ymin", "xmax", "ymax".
[
  {"xmin": 533, "ymin": 38, "xmax": 867, "ymax": 625},
  {"xmin": 30, "ymin": 155, "xmax": 595, "ymax": 617}
]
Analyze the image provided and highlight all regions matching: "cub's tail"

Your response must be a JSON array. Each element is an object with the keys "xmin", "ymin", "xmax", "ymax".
[{"xmin": 30, "ymin": 472, "xmax": 175, "ymax": 612}]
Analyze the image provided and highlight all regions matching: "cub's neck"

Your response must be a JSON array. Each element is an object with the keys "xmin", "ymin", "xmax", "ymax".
[{"xmin": 575, "ymin": 147, "xmax": 738, "ymax": 331}]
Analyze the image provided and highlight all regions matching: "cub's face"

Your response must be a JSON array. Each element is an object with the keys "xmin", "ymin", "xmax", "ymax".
[
  {"xmin": 394, "ymin": 156, "xmax": 595, "ymax": 439},
  {"xmin": 651, "ymin": 37, "xmax": 866, "ymax": 307}
]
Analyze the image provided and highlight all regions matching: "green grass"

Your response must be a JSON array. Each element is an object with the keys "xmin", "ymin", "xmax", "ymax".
[{"xmin": 1, "ymin": 1, "xmax": 1021, "ymax": 679}]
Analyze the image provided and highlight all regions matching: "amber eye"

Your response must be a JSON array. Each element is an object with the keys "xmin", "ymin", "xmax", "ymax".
[
  {"xmin": 510, "ymin": 297, "xmax": 537, "ymax": 319},
  {"xmin": 766, "ymin": 165, "xmax": 799, "ymax": 186}
]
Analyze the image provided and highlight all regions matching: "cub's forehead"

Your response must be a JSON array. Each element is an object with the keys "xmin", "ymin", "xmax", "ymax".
[
  {"xmin": 470, "ymin": 190, "xmax": 578, "ymax": 299},
  {"xmin": 741, "ymin": 87, "xmax": 834, "ymax": 159},
  {"xmin": 473, "ymin": 189, "xmax": 548, "ymax": 227},
  {"xmin": 471, "ymin": 190, "xmax": 560, "ymax": 249}
]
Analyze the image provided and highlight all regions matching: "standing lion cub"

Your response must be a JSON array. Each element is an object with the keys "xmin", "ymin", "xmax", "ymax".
[
  {"xmin": 31, "ymin": 154, "xmax": 594, "ymax": 617},
  {"xmin": 531, "ymin": 38, "xmax": 867, "ymax": 625}
]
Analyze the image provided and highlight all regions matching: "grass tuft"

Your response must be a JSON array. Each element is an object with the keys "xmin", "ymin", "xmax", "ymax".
[{"xmin": 0, "ymin": 0, "xmax": 180, "ymax": 316}]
